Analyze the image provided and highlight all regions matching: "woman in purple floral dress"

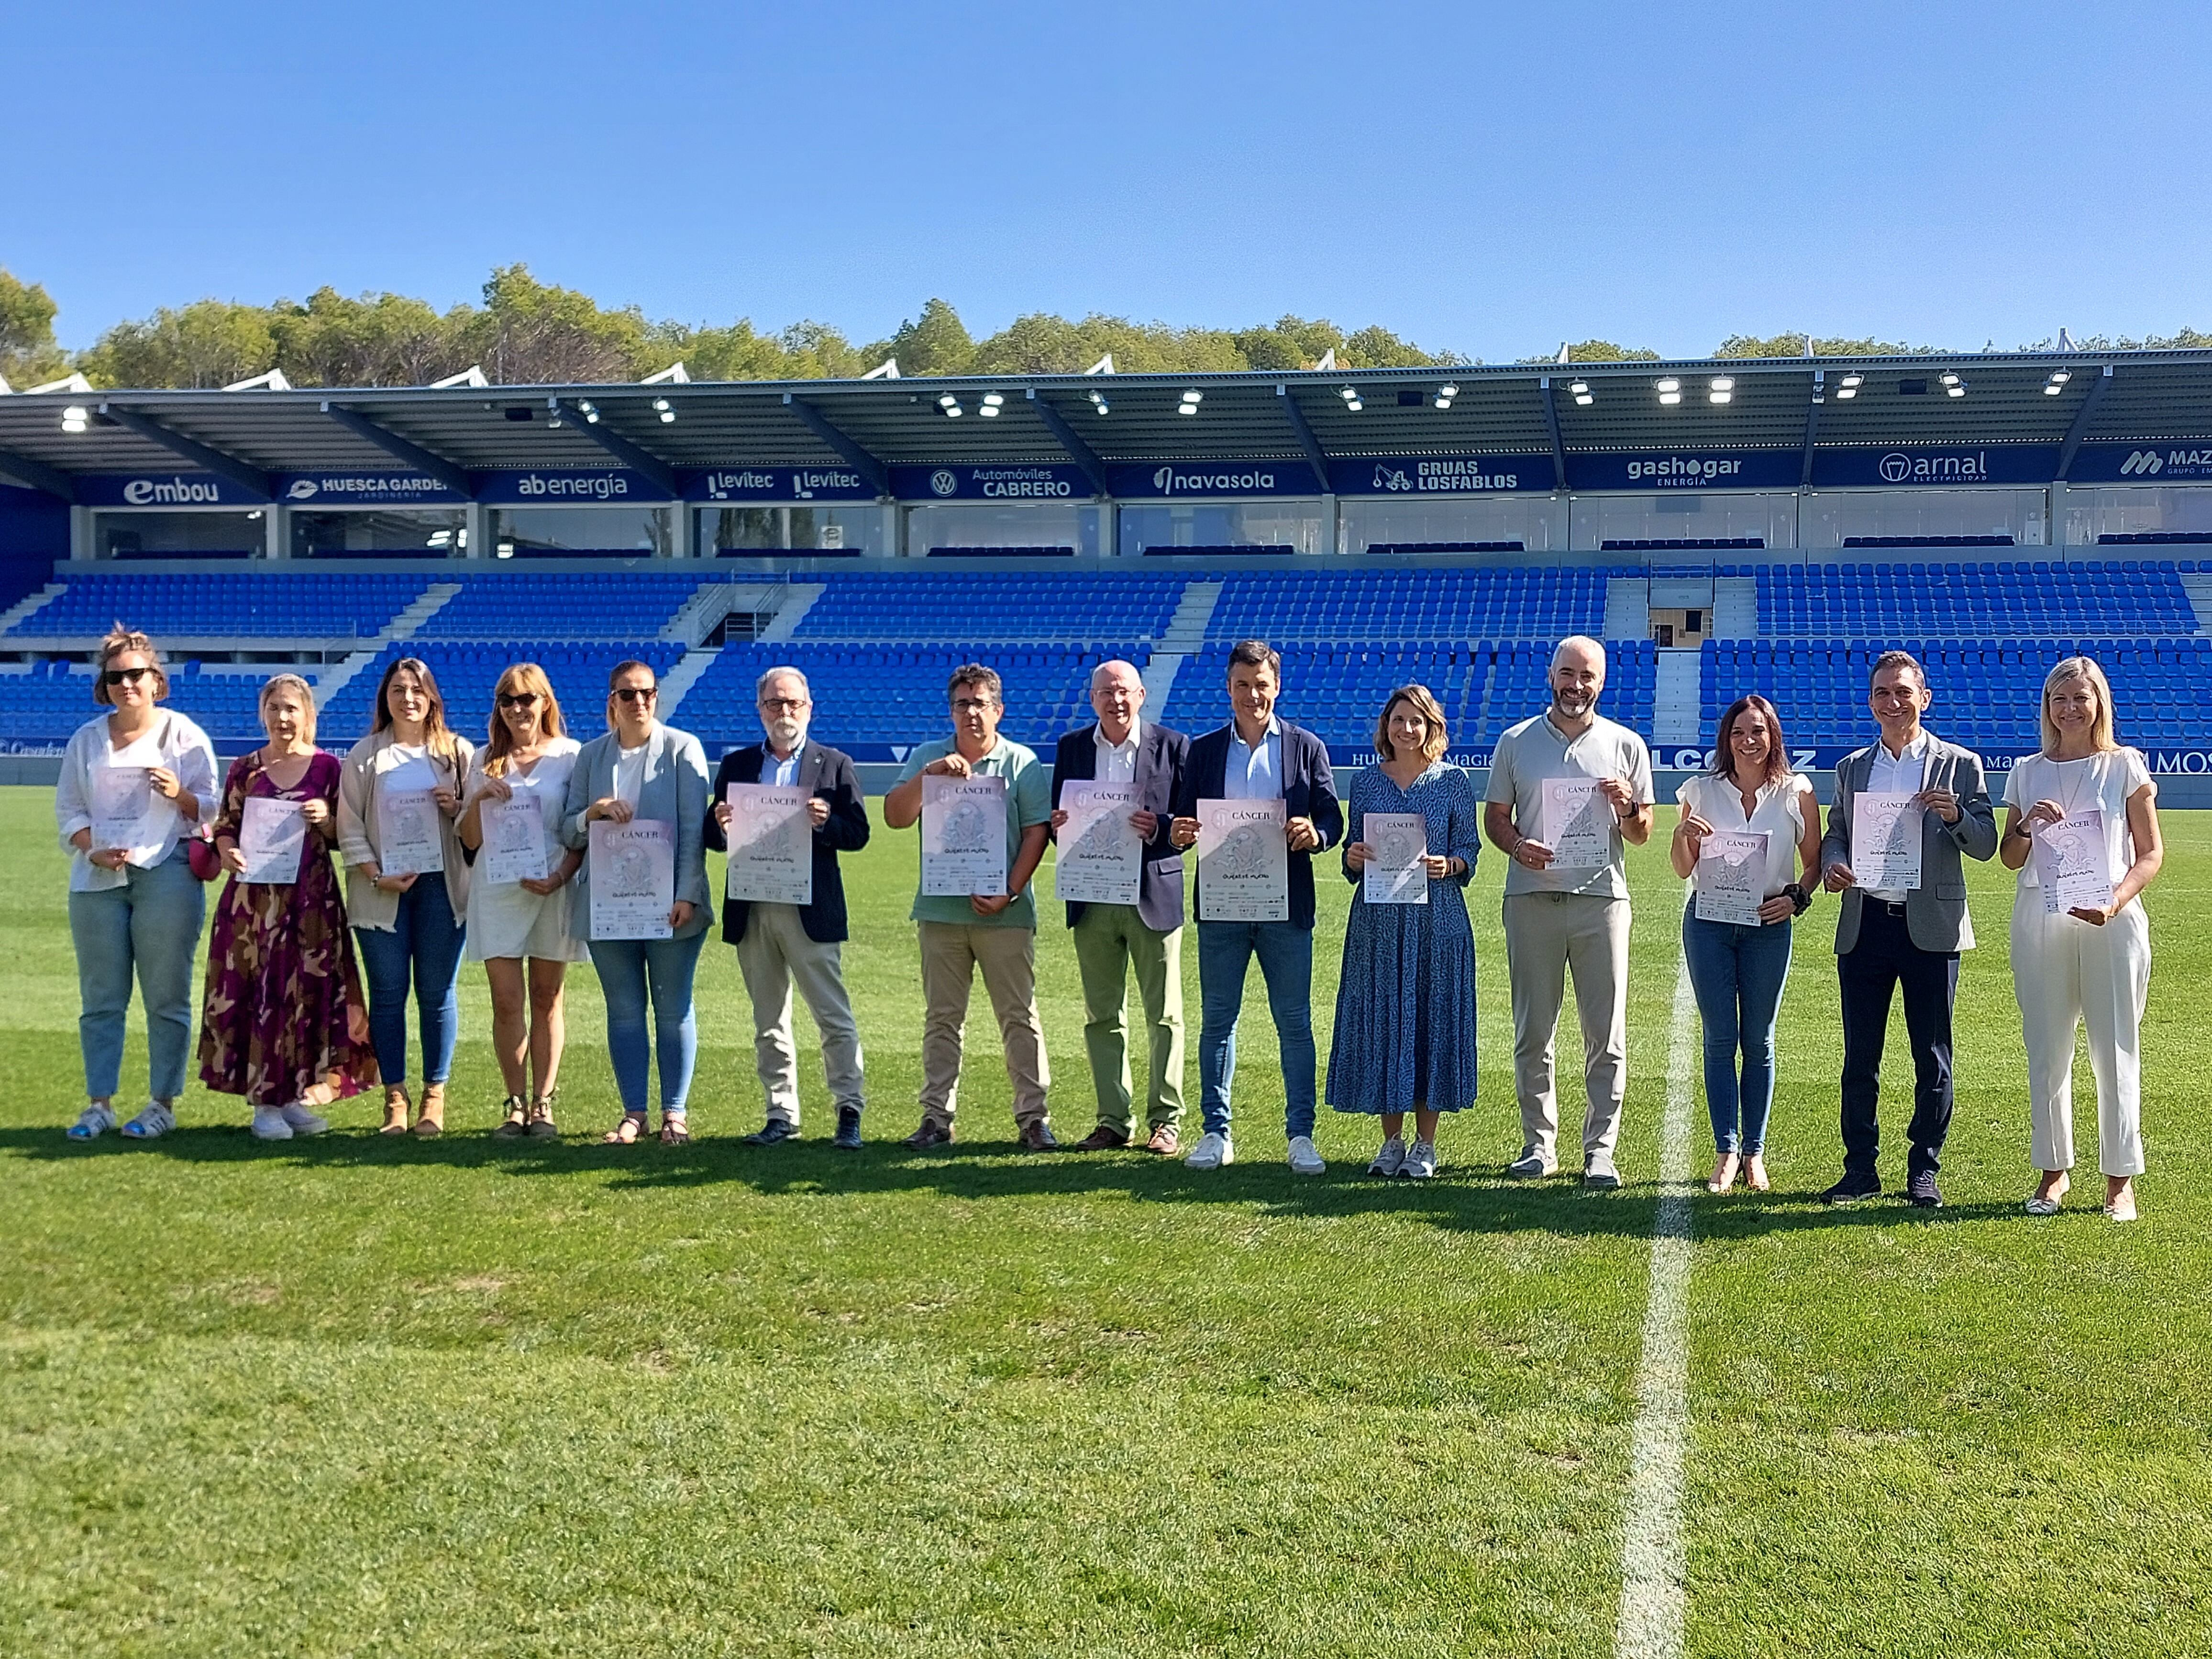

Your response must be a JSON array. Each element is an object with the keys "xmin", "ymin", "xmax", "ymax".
[{"xmin": 198, "ymin": 674, "xmax": 377, "ymax": 1138}]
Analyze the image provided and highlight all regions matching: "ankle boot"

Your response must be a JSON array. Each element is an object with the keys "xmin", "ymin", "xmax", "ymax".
[
  {"xmin": 413, "ymin": 1083, "xmax": 446, "ymax": 1137},
  {"xmin": 381, "ymin": 1086, "xmax": 411, "ymax": 1135}
]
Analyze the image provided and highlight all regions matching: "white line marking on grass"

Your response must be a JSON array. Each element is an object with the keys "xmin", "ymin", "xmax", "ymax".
[{"xmin": 1614, "ymin": 954, "xmax": 1698, "ymax": 1659}]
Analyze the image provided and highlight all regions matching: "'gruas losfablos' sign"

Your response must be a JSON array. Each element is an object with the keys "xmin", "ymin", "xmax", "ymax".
[
  {"xmin": 1329, "ymin": 455, "xmax": 1554, "ymax": 495},
  {"xmin": 684, "ymin": 467, "xmax": 876, "ymax": 502}
]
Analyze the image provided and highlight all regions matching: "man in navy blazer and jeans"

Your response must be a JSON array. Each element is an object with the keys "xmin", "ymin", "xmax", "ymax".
[
  {"xmin": 1170, "ymin": 640, "xmax": 1344, "ymax": 1175},
  {"xmin": 704, "ymin": 666, "xmax": 872, "ymax": 1150},
  {"xmin": 1051, "ymin": 659, "xmax": 1190, "ymax": 1155}
]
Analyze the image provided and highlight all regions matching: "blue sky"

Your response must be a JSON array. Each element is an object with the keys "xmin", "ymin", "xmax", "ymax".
[{"xmin": 11, "ymin": 0, "xmax": 2212, "ymax": 359}]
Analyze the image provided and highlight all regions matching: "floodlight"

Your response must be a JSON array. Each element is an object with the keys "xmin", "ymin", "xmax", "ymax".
[
  {"xmin": 61, "ymin": 405, "xmax": 88, "ymax": 432},
  {"xmin": 1939, "ymin": 371, "xmax": 1960, "ymax": 387},
  {"xmin": 2043, "ymin": 383, "xmax": 2063, "ymax": 395},
  {"xmin": 1440, "ymin": 383, "xmax": 1459, "ymax": 398},
  {"xmin": 2049, "ymin": 368, "xmax": 2072, "ymax": 384},
  {"xmin": 1574, "ymin": 392, "xmax": 1594, "ymax": 406},
  {"xmin": 1433, "ymin": 396, "xmax": 1452, "ymax": 409},
  {"xmin": 1836, "ymin": 387, "xmax": 1857, "ymax": 399},
  {"xmin": 1709, "ymin": 390, "xmax": 1732, "ymax": 404},
  {"xmin": 946, "ymin": 405, "xmax": 963, "ymax": 417},
  {"xmin": 1947, "ymin": 382, "xmax": 1966, "ymax": 398},
  {"xmin": 1655, "ymin": 377, "xmax": 1680, "ymax": 394},
  {"xmin": 1568, "ymin": 380, "xmax": 1589, "ymax": 395},
  {"xmin": 651, "ymin": 397, "xmax": 670, "ymax": 411},
  {"xmin": 937, "ymin": 394, "xmax": 958, "ymax": 408},
  {"xmin": 1839, "ymin": 374, "xmax": 1863, "ymax": 388},
  {"xmin": 1177, "ymin": 400, "xmax": 1198, "ymax": 416},
  {"xmin": 1338, "ymin": 386, "xmax": 1358, "ymax": 401},
  {"xmin": 979, "ymin": 404, "xmax": 999, "ymax": 417},
  {"xmin": 1659, "ymin": 390, "xmax": 1682, "ymax": 406},
  {"xmin": 1710, "ymin": 376, "xmax": 1734, "ymax": 392},
  {"xmin": 659, "ymin": 409, "xmax": 675, "ymax": 421},
  {"xmin": 982, "ymin": 392, "xmax": 1004, "ymax": 407},
  {"xmin": 1183, "ymin": 389, "xmax": 1204, "ymax": 403}
]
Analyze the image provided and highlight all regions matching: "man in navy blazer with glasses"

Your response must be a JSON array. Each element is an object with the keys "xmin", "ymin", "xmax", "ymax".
[{"xmin": 1169, "ymin": 639, "xmax": 1343, "ymax": 1176}]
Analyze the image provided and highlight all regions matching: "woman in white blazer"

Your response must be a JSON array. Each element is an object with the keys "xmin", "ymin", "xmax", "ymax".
[{"xmin": 559, "ymin": 659, "xmax": 711, "ymax": 1145}]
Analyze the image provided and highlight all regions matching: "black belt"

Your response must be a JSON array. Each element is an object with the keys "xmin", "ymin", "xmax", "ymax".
[{"xmin": 1872, "ymin": 899, "xmax": 1910, "ymax": 917}]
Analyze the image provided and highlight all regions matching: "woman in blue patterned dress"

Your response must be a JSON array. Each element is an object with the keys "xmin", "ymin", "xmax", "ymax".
[{"xmin": 1327, "ymin": 684, "xmax": 1481, "ymax": 1179}]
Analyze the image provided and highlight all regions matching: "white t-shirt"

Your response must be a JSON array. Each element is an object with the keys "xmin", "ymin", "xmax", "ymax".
[
  {"xmin": 1676, "ymin": 771, "xmax": 1814, "ymax": 900},
  {"xmin": 2004, "ymin": 749, "xmax": 2153, "ymax": 890},
  {"xmin": 614, "ymin": 738, "xmax": 650, "ymax": 809}
]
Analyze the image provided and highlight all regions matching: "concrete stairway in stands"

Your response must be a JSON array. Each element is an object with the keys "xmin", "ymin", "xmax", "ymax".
[
  {"xmin": 1603, "ymin": 575, "xmax": 1649, "ymax": 640},
  {"xmin": 1712, "ymin": 575, "xmax": 1759, "ymax": 638},
  {"xmin": 758, "ymin": 583, "xmax": 828, "ymax": 641},
  {"xmin": 0, "ymin": 582, "xmax": 66, "ymax": 636},
  {"xmin": 313, "ymin": 581, "xmax": 461, "ymax": 707},
  {"xmin": 654, "ymin": 648, "xmax": 723, "ymax": 720},
  {"xmin": 2180, "ymin": 569, "xmax": 2212, "ymax": 632},
  {"xmin": 1141, "ymin": 579, "xmax": 1222, "ymax": 710},
  {"xmin": 1653, "ymin": 650, "xmax": 1704, "ymax": 747}
]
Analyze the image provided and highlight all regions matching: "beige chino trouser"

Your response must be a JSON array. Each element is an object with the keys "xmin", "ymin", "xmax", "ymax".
[
  {"xmin": 734, "ymin": 902, "xmax": 864, "ymax": 1127},
  {"xmin": 2012, "ymin": 893, "xmax": 2150, "ymax": 1177},
  {"xmin": 1503, "ymin": 891, "xmax": 1632, "ymax": 1166},
  {"xmin": 918, "ymin": 920, "xmax": 1051, "ymax": 1131},
  {"xmin": 1070, "ymin": 904, "xmax": 1185, "ymax": 1135}
]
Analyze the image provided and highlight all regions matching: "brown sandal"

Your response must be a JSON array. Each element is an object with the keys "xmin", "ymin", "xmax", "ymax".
[
  {"xmin": 659, "ymin": 1113, "xmax": 691, "ymax": 1147},
  {"xmin": 493, "ymin": 1095, "xmax": 528, "ymax": 1138},
  {"xmin": 602, "ymin": 1114, "xmax": 646, "ymax": 1145},
  {"xmin": 413, "ymin": 1083, "xmax": 446, "ymax": 1137},
  {"xmin": 380, "ymin": 1086, "xmax": 411, "ymax": 1135}
]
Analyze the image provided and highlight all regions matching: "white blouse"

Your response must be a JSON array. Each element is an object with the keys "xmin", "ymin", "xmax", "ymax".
[
  {"xmin": 2004, "ymin": 749, "xmax": 2153, "ymax": 890},
  {"xmin": 53, "ymin": 710, "xmax": 219, "ymax": 894},
  {"xmin": 1675, "ymin": 771, "xmax": 1814, "ymax": 900}
]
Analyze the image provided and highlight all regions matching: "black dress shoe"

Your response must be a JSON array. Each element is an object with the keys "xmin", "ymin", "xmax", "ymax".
[
  {"xmin": 903, "ymin": 1118, "xmax": 953, "ymax": 1149},
  {"xmin": 832, "ymin": 1106, "xmax": 863, "ymax": 1150},
  {"xmin": 1906, "ymin": 1170, "xmax": 1944, "ymax": 1208},
  {"xmin": 1821, "ymin": 1173, "xmax": 1882, "ymax": 1205},
  {"xmin": 742, "ymin": 1118, "xmax": 799, "ymax": 1146}
]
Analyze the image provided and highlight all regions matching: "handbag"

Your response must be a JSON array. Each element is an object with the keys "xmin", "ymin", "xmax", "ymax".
[{"xmin": 186, "ymin": 824, "xmax": 222, "ymax": 882}]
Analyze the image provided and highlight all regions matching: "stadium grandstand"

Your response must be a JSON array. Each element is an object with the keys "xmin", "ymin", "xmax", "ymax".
[{"xmin": 5, "ymin": 352, "xmax": 2212, "ymax": 789}]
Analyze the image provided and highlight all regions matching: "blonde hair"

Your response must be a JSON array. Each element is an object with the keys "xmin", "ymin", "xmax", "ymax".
[
  {"xmin": 2040, "ymin": 656, "xmax": 2119, "ymax": 755},
  {"xmin": 484, "ymin": 663, "xmax": 565, "ymax": 775},
  {"xmin": 1376, "ymin": 683, "xmax": 1449, "ymax": 763},
  {"xmin": 258, "ymin": 673, "xmax": 317, "ymax": 743},
  {"xmin": 93, "ymin": 625, "xmax": 168, "ymax": 707}
]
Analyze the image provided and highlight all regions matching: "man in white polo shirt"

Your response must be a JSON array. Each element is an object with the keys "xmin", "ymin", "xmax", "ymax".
[{"xmin": 1483, "ymin": 634, "xmax": 1655, "ymax": 1187}]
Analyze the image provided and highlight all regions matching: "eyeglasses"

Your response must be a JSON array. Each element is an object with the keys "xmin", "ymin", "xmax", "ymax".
[
  {"xmin": 101, "ymin": 666, "xmax": 153, "ymax": 687},
  {"xmin": 612, "ymin": 686, "xmax": 657, "ymax": 704},
  {"xmin": 950, "ymin": 697, "xmax": 998, "ymax": 713},
  {"xmin": 758, "ymin": 697, "xmax": 809, "ymax": 712},
  {"xmin": 497, "ymin": 693, "xmax": 541, "ymax": 709}
]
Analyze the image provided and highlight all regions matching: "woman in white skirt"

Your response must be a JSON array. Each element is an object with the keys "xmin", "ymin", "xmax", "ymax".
[
  {"xmin": 2000, "ymin": 657, "xmax": 2163, "ymax": 1222},
  {"xmin": 458, "ymin": 663, "xmax": 585, "ymax": 1138}
]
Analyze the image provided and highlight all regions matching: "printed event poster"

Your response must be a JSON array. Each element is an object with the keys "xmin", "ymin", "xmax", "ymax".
[
  {"xmin": 589, "ymin": 818, "xmax": 676, "ymax": 940},
  {"xmin": 1196, "ymin": 797, "xmax": 1289, "ymax": 922},
  {"xmin": 2035, "ymin": 808, "xmax": 2115, "ymax": 915},
  {"xmin": 479, "ymin": 794, "xmax": 550, "ymax": 886},
  {"xmin": 376, "ymin": 754, "xmax": 444, "ymax": 877},
  {"xmin": 89, "ymin": 736, "xmax": 172, "ymax": 866},
  {"xmin": 1540, "ymin": 776, "xmax": 1611, "ymax": 870},
  {"xmin": 1055, "ymin": 781, "xmax": 1142, "ymax": 907},
  {"xmin": 1361, "ymin": 811, "xmax": 1429, "ymax": 907},
  {"xmin": 1693, "ymin": 829, "xmax": 1769, "ymax": 926},
  {"xmin": 1850, "ymin": 790, "xmax": 1922, "ymax": 890},
  {"xmin": 236, "ymin": 796, "xmax": 307, "ymax": 885},
  {"xmin": 921, "ymin": 772, "xmax": 1008, "ymax": 897},
  {"xmin": 724, "ymin": 783, "xmax": 814, "ymax": 907}
]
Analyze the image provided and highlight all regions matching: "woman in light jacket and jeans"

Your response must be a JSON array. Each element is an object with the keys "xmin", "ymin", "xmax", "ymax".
[
  {"xmin": 560, "ymin": 658, "xmax": 711, "ymax": 1145},
  {"xmin": 338, "ymin": 655, "xmax": 474, "ymax": 1136},
  {"xmin": 1672, "ymin": 694, "xmax": 1821, "ymax": 1194},
  {"xmin": 56, "ymin": 627, "xmax": 219, "ymax": 1140}
]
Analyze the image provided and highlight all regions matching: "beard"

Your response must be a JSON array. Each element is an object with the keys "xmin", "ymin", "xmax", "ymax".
[
  {"xmin": 766, "ymin": 717, "xmax": 805, "ymax": 752},
  {"xmin": 1553, "ymin": 687, "xmax": 1595, "ymax": 718}
]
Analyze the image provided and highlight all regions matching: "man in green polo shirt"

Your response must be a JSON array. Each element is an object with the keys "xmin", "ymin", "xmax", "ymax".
[{"xmin": 884, "ymin": 663, "xmax": 1056, "ymax": 1150}]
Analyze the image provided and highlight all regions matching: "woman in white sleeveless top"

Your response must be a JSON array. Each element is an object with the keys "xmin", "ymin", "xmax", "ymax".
[{"xmin": 1999, "ymin": 657, "xmax": 2163, "ymax": 1222}]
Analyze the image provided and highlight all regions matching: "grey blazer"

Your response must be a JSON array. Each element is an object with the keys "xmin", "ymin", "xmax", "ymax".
[
  {"xmin": 558, "ymin": 723, "xmax": 713, "ymax": 941},
  {"xmin": 1821, "ymin": 735, "xmax": 1999, "ymax": 955}
]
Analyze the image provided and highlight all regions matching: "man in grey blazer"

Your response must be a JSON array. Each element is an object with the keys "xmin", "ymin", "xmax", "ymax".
[{"xmin": 1818, "ymin": 650, "xmax": 1998, "ymax": 1207}]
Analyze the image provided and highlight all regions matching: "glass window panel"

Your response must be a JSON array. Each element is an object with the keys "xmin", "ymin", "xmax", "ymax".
[
  {"xmin": 291, "ymin": 509, "xmax": 467, "ymax": 557},
  {"xmin": 1338, "ymin": 496, "xmax": 1568, "ymax": 554},
  {"xmin": 96, "ymin": 510, "xmax": 265, "ymax": 558},
  {"xmin": 697, "ymin": 505, "xmax": 885, "ymax": 555},
  {"xmin": 491, "ymin": 507, "xmax": 671, "ymax": 557},
  {"xmin": 1800, "ymin": 488, "xmax": 2046, "ymax": 549},
  {"xmin": 2063, "ymin": 486, "xmax": 2212, "ymax": 545},
  {"xmin": 905, "ymin": 503, "xmax": 1101, "ymax": 556},
  {"xmin": 1568, "ymin": 491, "xmax": 1799, "ymax": 550},
  {"xmin": 1117, "ymin": 501, "xmax": 1326, "ymax": 556}
]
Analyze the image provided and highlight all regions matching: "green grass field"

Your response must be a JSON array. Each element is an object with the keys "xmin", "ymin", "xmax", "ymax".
[{"xmin": 4, "ymin": 782, "xmax": 2209, "ymax": 1657}]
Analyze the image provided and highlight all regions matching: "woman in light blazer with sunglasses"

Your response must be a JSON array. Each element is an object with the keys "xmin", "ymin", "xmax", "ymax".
[{"xmin": 560, "ymin": 658, "xmax": 712, "ymax": 1146}]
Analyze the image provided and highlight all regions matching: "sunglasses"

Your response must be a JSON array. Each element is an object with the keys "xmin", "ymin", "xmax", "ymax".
[
  {"xmin": 612, "ymin": 686, "xmax": 657, "ymax": 704},
  {"xmin": 101, "ymin": 666, "xmax": 153, "ymax": 687},
  {"xmin": 497, "ymin": 692, "xmax": 542, "ymax": 709}
]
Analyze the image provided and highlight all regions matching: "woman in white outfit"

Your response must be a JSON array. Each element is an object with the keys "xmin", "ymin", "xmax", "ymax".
[
  {"xmin": 458, "ymin": 663, "xmax": 585, "ymax": 1139},
  {"xmin": 2000, "ymin": 657, "xmax": 2162, "ymax": 1222}
]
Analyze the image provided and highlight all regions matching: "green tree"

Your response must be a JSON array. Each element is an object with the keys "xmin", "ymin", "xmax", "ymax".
[
  {"xmin": 1344, "ymin": 324, "xmax": 1456, "ymax": 368},
  {"xmin": 2018, "ymin": 327, "xmax": 2212, "ymax": 352},
  {"xmin": 0, "ymin": 267, "xmax": 67, "ymax": 387},
  {"xmin": 78, "ymin": 299, "xmax": 278, "ymax": 389},
  {"xmin": 885, "ymin": 298, "xmax": 975, "ymax": 376},
  {"xmin": 460, "ymin": 264, "xmax": 652, "ymax": 385},
  {"xmin": 267, "ymin": 287, "xmax": 471, "ymax": 387},
  {"xmin": 1713, "ymin": 332, "xmax": 1934, "ymax": 357},
  {"xmin": 1529, "ymin": 339, "xmax": 1663, "ymax": 363}
]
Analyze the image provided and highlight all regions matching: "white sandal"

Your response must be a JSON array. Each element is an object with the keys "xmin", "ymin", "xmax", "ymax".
[
  {"xmin": 67, "ymin": 1102, "xmax": 117, "ymax": 1141},
  {"xmin": 121, "ymin": 1101, "xmax": 175, "ymax": 1139}
]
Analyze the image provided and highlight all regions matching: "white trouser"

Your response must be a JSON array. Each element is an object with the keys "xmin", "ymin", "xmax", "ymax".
[
  {"xmin": 2010, "ymin": 892, "xmax": 2150, "ymax": 1177},
  {"xmin": 735, "ymin": 903, "xmax": 865, "ymax": 1125}
]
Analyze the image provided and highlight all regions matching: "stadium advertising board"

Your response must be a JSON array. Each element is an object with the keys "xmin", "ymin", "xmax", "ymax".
[
  {"xmin": 2067, "ymin": 442, "xmax": 2212, "ymax": 484},
  {"xmin": 278, "ymin": 473, "xmax": 468, "ymax": 506},
  {"xmin": 889, "ymin": 464, "xmax": 1094, "ymax": 500},
  {"xmin": 1565, "ymin": 450, "xmax": 1802, "ymax": 491},
  {"xmin": 1107, "ymin": 462, "xmax": 1318, "ymax": 498},
  {"xmin": 77, "ymin": 472, "xmax": 266, "ymax": 507},
  {"xmin": 1328, "ymin": 455, "xmax": 1554, "ymax": 495},
  {"xmin": 1809, "ymin": 445, "xmax": 2061, "ymax": 487},
  {"xmin": 473, "ymin": 468, "xmax": 670, "ymax": 503},
  {"xmin": 685, "ymin": 467, "xmax": 876, "ymax": 502}
]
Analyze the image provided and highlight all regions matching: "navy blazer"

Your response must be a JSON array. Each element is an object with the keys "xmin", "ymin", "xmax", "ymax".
[
  {"xmin": 1173, "ymin": 718, "xmax": 1344, "ymax": 930},
  {"xmin": 703, "ymin": 740, "xmax": 870, "ymax": 944},
  {"xmin": 1050, "ymin": 721, "xmax": 1189, "ymax": 932}
]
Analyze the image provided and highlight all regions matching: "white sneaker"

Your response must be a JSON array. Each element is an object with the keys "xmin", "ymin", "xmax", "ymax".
[
  {"xmin": 121, "ymin": 1101, "xmax": 175, "ymax": 1139},
  {"xmin": 1287, "ymin": 1135, "xmax": 1327, "ymax": 1175},
  {"xmin": 67, "ymin": 1102, "xmax": 118, "ymax": 1141},
  {"xmin": 279, "ymin": 1103, "xmax": 329, "ymax": 1136},
  {"xmin": 1184, "ymin": 1130, "xmax": 1234, "ymax": 1170},
  {"xmin": 251, "ymin": 1108, "xmax": 294, "ymax": 1140},
  {"xmin": 1400, "ymin": 1139, "xmax": 1438, "ymax": 1179},
  {"xmin": 1367, "ymin": 1136, "xmax": 1406, "ymax": 1177},
  {"xmin": 1506, "ymin": 1149, "xmax": 1558, "ymax": 1179}
]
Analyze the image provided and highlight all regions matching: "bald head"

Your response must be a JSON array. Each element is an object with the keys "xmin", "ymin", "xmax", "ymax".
[
  {"xmin": 1548, "ymin": 634, "xmax": 1606, "ymax": 727},
  {"xmin": 1090, "ymin": 658, "xmax": 1145, "ymax": 743}
]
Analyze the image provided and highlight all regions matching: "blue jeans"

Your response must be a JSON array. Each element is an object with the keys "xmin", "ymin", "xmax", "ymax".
[
  {"xmin": 68, "ymin": 848, "xmax": 206, "ymax": 1101},
  {"xmin": 1681, "ymin": 908, "xmax": 1793, "ymax": 1155},
  {"xmin": 354, "ymin": 881, "xmax": 466, "ymax": 1087},
  {"xmin": 1196, "ymin": 920, "xmax": 1317, "ymax": 1141},
  {"xmin": 590, "ymin": 933, "xmax": 706, "ymax": 1117}
]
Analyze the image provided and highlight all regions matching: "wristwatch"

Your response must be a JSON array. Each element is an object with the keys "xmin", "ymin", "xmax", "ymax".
[{"xmin": 1782, "ymin": 881, "xmax": 1811, "ymax": 916}]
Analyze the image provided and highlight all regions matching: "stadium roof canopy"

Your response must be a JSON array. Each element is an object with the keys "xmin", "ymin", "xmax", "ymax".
[{"xmin": 9, "ymin": 350, "xmax": 2212, "ymax": 504}]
